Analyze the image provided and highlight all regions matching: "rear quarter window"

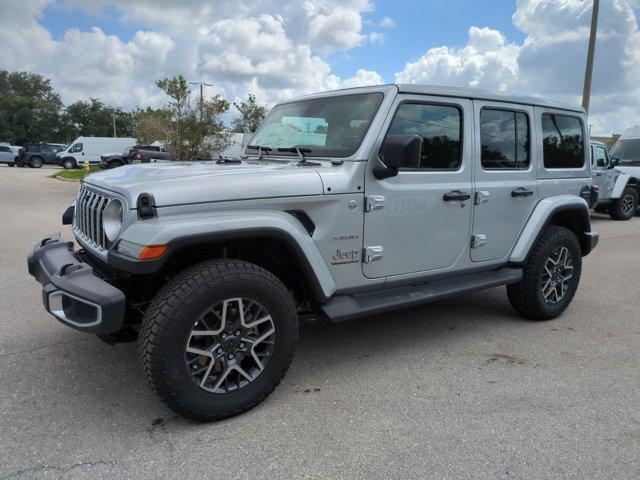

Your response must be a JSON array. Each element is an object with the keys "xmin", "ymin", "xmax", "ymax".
[{"xmin": 541, "ymin": 113, "xmax": 585, "ymax": 169}]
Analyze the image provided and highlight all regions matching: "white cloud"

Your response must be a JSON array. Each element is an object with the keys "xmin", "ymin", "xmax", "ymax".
[
  {"xmin": 369, "ymin": 31, "xmax": 385, "ymax": 44},
  {"xmin": 379, "ymin": 16, "xmax": 394, "ymax": 28},
  {"xmin": 395, "ymin": 26, "xmax": 519, "ymax": 92},
  {"xmin": 395, "ymin": 0, "xmax": 640, "ymax": 134},
  {"xmin": 0, "ymin": 0, "xmax": 379, "ymax": 109}
]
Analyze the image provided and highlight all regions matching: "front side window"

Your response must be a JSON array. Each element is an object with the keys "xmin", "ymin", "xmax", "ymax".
[
  {"xmin": 480, "ymin": 108, "xmax": 529, "ymax": 169},
  {"xmin": 542, "ymin": 114, "xmax": 584, "ymax": 169},
  {"xmin": 42, "ymin": 145, "xmax": 54, "ymax": 153},
  {"xmin": 248, "ymin": 92, "xmax": 384, "ymax": 157},
  {"xmin": 592, "ymin": 146, "xmax": 608, "ymax": 167},
  {"xmin": 0, "ymin": 146, "xmax": 11, "ymax": 152},
  {"xmin": 384, "ymin": 103, "xmax": 462, "ymax": 170},
  {"xmin": 69, "ymin": 143, "xmax": 83, "ymax": 153},
  {"xmin": 609, "ymin": 139, "xmax": 640, "ymax": 165}
]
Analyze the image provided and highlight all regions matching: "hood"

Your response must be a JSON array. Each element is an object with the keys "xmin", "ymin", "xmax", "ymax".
[
  {"xmin": 83, "ymin": 161, "xmax": 324, "ymax": 208},
  {"xmin": 616, "ymin": 164, "xmax": 640, "ymax": 177}
]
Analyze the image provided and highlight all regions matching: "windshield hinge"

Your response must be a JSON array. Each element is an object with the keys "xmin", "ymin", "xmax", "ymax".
[{"xmin": 364, "ymin": 195, "xmax": 385, "ymax": 212}]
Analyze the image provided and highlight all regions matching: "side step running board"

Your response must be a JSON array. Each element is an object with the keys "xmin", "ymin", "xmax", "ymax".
[{"xmin": 321, "ymin": 267, "xmax": 522, "ymax": 322}]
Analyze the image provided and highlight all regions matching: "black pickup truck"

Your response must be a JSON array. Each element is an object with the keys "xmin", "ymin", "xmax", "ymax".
[
  {"xmin": 99, "ymin": 145, "xmax": 172, "ymax": 169},
  {"xmin": 17, "ymin": 143, "xmax": 67, "ymax": 168}
]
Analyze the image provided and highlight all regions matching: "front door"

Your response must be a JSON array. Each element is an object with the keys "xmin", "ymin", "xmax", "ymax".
[
  {"xmin": 362, "ymin": 95, "xmax": 473, "ymax": 279},
  {"xmin": 591, "ymin": 144, "xmax": 614, "ymax": 201},
  {"xmin": 471, "ymin": 101, "xmax": 538, "ymax": 262}
]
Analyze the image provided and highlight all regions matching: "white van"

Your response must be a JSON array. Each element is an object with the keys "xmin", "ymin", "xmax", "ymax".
[{"xmin": 57, "ymin": 137, "xmax": 136, "ymax": 169}]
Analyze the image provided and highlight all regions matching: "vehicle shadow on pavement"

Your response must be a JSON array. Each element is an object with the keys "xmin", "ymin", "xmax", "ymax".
[{"xmin": 22, "ymin": 287, "xmax": 519, "ymax": 420}]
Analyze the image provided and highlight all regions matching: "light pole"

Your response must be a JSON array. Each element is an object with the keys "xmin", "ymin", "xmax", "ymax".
[
  {"xmin": 582, "ymin": 0, "xmax": 600, "ymax": 115},
  {"xmin": 189, "ymin": 81, "xmax": 213, "ymax": 118},
  {"xmin": 111, "ymin": 107, "xmax": 122, "ymax": 138}
]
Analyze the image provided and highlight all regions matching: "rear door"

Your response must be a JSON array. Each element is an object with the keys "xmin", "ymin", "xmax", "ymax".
[{"xmin": 471, "ymin": 101, "xmax": 538, "ymax": 262}]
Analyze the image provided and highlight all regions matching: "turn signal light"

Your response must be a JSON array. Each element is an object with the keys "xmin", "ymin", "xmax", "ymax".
[{"xmin": 139, "ymin": 244, "xmax": 168, "ymax": 261}]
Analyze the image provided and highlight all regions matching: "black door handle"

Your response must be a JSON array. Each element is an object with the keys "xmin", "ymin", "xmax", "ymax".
[
  {"xmin": 511, "ymin": 187, "xmax": 534, "ymax": 198},
  {"xmin": 443, "ymin": 190, "xmax": 471, "ymax": 201}
]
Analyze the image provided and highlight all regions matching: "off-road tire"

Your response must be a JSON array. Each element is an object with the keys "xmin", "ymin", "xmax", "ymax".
[
  {"xmin": 108, "ymin": 160, "xmax": 124, "ymax": 169},
  {"xmin": 609, "ymin": 187, "xmax": 638, "ymax": 221},
  {"xmin": 62, "ymin": 158, "xmax": 76, "ymax": 170},
  {"xmin": 30, "ymin": 157, "xmax": 44, "ymax": 168},
  {"xmin": 507, "ymin": 226, "xmax": 582, "ymax": 320},
  {"xmin": 138, "ymin": 259, "xmax": 298, "ymax": 422}
]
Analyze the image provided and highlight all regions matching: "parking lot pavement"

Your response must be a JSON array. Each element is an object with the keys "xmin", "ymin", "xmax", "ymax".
[{"xmin": 1, "ymin": 166, "xmax": 639, "ymax": 479}]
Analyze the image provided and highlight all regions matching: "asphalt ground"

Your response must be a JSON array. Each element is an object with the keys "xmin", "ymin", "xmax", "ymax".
[{"xmin": 1, "ymin": 166, "xmax": 639, "ymax": 479}]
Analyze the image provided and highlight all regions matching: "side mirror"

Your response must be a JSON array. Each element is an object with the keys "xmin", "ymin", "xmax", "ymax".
[
  {"xmin": 374, "ymin": 135, "xmax": 421, "ymax": 180},
  {"xmin": 609, "ymin": 157, "xmax": 620, "ymax": 168}
]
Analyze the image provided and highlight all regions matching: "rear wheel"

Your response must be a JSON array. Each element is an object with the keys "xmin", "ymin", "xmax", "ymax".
[
  {"xmin": 609, "ymin": 187, "xmax": 638, "ymax": 221},
  {"xmin": 7, "ymin": 163, "xmax": 14, "ymax": 167},
  {"xmin": 507, "ymin": 226, "xmax": 582, "ymax": 320},
  {"xmin": 30, "ymin": 157, "xmax": 44, "ymax": 168},
  {"xmin": 138, "ymin": 259, "xmax": 298, "ymax": 421}
]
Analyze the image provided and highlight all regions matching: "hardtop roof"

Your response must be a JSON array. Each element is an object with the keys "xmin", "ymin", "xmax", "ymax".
[{"xmin": 284, "ymin": 84, "xmax": 584, "ymax": 114}]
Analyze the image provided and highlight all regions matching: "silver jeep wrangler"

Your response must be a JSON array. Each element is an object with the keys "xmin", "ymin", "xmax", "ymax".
[
  {"xmin": 591, "ymin": 140, "xmax": 639, "ymax": 220},
  {"xmin": 28, "ymin": 85, "xmax": 599, "ymax": 421}
]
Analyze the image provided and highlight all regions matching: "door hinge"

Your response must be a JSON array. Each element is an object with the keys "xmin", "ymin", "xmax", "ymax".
[
  {"xmin": 471, "ymin": 234, "xmax": 487, "ymax": 249},
  {"xmin": 363, "ymin": 246, "xmax": 384, "ymax": 263},
  {"xmin": 475, "ymin": 191, "xmax": 490, "ymax": 205},
  {"xmin": 364, "ymin": 195, "xmax": 385, "ymax": 212}
]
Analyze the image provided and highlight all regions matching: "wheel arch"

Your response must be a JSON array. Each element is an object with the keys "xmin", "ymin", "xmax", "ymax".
[
  {"xmin": 109, "ymin": 211, "xmax": 336, "ymax": 305},
  {"xmin": 611, "ymin": 174, "xmax": 633, "ymax": 199},
  {"xmin": 510, "ymin": 195, "xmax": 595, "ymax": 263}
]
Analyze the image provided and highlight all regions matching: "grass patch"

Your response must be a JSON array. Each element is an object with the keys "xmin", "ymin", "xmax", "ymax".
[{"xmin": 49, "ymin": 167, "xmax": 100, "ymax": 181}]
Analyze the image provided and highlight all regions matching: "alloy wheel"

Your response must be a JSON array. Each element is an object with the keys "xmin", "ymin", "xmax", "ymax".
[
  {"xmin": 185, "ymin": 297, "xmax": 276, "ymax": 394},
  {"xmin": 621, "ymin": 194, "xmax": 635, "ymax": 215},
  {"xmin": 541, "ymin": 246, "xmax": 574, "ymax": 304}
]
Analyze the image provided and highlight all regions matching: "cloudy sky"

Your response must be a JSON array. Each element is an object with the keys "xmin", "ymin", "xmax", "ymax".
[{"xmin": 1, "ymin": 0, "xmax": 640, "ymax": 134}]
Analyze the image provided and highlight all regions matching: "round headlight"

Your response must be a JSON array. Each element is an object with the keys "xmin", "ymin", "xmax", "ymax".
[{"xmin": 103, "ymin": 199, "xmax": 123, "ymax": 242}]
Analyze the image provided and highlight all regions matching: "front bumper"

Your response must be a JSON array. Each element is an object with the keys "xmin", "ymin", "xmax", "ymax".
[
  {"xmin": 27, "ymin": 234, "xmax": 126, "ymax": 334},
  {"xmin": 583, "ymin": 230, "xmax": 599, "ymax": 256}
]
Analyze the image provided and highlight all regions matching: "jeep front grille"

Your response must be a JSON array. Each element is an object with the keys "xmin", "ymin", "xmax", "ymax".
[{"xmin": 73, "ymin": 186, "xmax": 110, "ymax": 253}]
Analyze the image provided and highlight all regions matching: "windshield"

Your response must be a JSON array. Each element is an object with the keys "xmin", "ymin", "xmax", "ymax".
[
  {"xmin": 248, "ymin": 92, "xmax": 384, "ymax": 158},
  {"xmin": 609, "ymin": 139, "xmax": 640, "ymax": 164}
]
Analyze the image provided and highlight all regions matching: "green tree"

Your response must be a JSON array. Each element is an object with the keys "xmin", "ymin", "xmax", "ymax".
[
  {"xmin": 135, "ymin": 75, "xmax": 231, "ymax": 160},
  {"xmin": 59, "ymin": 98, "xmax": 135, "ymax": 142},
  {"xmin": 232, "ymin": 94, "xmax": 267, "ymax": 133},
  {"xmin": 0, "ymin": 70, "xmax": 63, "ymax": 145}
]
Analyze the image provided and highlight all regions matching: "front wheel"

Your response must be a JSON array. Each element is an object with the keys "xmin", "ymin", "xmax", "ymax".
[
  {"xmin": 138, "ymin": 259, "xmax": 298, "ymax": 421},
  {"xmin": 62, "ymin": 158, "xmax": 76, "ymax": 170},
  {"xmin": 7, "ymin": 163, "xmax": 14, "ymax": 167},
  {"xmin": 507, "ymin": 226, "xmax": 582, "ymax": 320},
  {"xmin": 609, "ymin": 187, "xmax": 638, "ymax": 221}
]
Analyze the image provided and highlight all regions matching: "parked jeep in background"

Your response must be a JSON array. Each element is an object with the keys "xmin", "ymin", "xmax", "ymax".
[
  {"xmin": 28, "ymin": 84, "xmax": 598, "ymax": 421},
  {"xmin": 99, "ymin": 145, "xmax": 173, "ymax": 169},
  {"xmin": 0, "ymin": 143, "xmax": 19, "ymax": 166},
  {"xmin": 603, "ymin": 126, "xmax": 640, "ymax": 218},
  {"xmin": 16, "ymin": 142, "xmax": 67, "ymax": 168},
  {"xmin": 591, "ymin": 140, "xmax": 639, "ymax": 220}
]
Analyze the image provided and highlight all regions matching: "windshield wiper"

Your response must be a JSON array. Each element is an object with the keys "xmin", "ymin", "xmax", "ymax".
[
  {"xmin": 276, "ymin": 147, "xmax": 320, "ymax": 166},
  {"xmin": 246, "ymin": 145, "xmax": 272, "ymax": 161},
  {"xmin": 621, "ymin": 160, "xmax": 640, "ymax": 166}
]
